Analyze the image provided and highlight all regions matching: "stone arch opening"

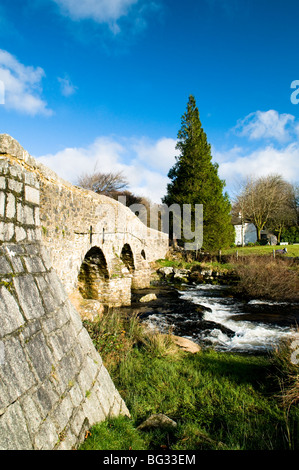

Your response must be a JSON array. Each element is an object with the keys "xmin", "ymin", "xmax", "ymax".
[
  {"xmin": 141, "ymin": 249, "xmax": 146, "ymax": 260},
  {"xmin": 120, "ymin": 244, "xmax": 135, "ymax": 273},
  {"xmin": 78, "ymin": 246, "xmax": 109, "ymax": 300}
]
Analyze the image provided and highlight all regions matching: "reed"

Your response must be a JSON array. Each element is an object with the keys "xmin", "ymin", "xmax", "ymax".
[
  {"xmin": 230, "ymin": 255, "xmax": 299, "ymax": 302},
  {"xmin": 271, "ymin": 331, "xmax": 299, "ymax": 409}
]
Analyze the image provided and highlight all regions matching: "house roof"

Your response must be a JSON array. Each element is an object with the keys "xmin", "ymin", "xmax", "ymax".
[
  {"xmin": 231, "ymin": 215, "xmax": 241, "ymax": 225},
  {"xmin": 231, "ymin": 215, "xmax": 253, "ymax": 225}
]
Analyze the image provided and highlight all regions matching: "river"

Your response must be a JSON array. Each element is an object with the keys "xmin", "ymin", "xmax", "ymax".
[{"xmin": 140, "ymin": 283, "xmax": 299, "ymax": 354}]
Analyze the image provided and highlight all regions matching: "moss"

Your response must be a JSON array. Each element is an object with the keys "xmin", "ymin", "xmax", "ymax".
[{"xmin": 0, "ymin": 279, "xmax": 14, "ymax": 291}]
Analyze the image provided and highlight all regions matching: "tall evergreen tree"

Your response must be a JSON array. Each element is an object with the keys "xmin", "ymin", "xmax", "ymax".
[{"xmin": 163, "ymin": 95, "xmax": 234, "ymax": 251}]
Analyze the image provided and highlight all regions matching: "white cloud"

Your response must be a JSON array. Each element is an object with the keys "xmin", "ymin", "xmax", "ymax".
[
  {"xmin": 131, "ymin": 137, "xmax": 177, "ymax": 172},
  {"xmin": 218, "ymin": 143, "xmax": 299, "ymax": 192},
  {"xmin": 234, "ymin": 109, "xmax": 295, "ymax": 142},
  {"xmin": 215, "ymin": 109, "xmax": 299, "ymax": 196},
  {"xmin": 36, "ymin": 108, "xmax": 299, "ymax": 206},
  {"xmin": 125, "ymin": 165, "xmax": 170, "ymax": 203},
  {"xmin": 0, "ymin": 49, "xmax": 52, "ymax": 116},
  {"xmin": 37, "ymin": 137, "xmax": 125, "ymax": 181},
  {"xmin": 36, "ymin": 135, "xmax": 176, "ymax": 203},
  {"xmin": 58, "ymin": 76, "xmax": 77, "ymax": 97},
  {"xmin": 212, "ymin": 144, "xmax": 244, "ymax": 164},
  {"xmin": 53, "ymin": 0, "xmax": 139, "ymax": 32}
]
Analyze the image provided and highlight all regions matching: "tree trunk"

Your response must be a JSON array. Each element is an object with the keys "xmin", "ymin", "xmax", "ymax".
[{"xmin": 256, "ymin": 226, "xmax": 262, "ymax": 241}]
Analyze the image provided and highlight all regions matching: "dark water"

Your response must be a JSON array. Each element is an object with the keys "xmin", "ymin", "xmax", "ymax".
[{"xmin": 137, "ymin": 284, "xmax": 299, "ymax": 354}]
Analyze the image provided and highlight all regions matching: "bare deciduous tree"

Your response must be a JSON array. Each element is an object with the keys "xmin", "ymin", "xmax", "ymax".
[
  {"xmin": 267, "ymin": 183, "xmax": 298, "ymax": 242},
  {"xmin": 233, "ymin": 174, "xmax": 297, "ymax": 241},
  {"xmin": 76, "ymin": 167, "xmax": 157, "ymax": 228},
  {"xmin": 77, "ymin": 169, "xmax": 129, "ymax": 196}
]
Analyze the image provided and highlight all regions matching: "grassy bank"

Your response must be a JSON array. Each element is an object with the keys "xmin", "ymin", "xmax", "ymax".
[
  {"xmin": 222, "ymin": 244, "xmax": 299, "ymax": 258},
  {"xmin": 230, "ymin": 256, "xmax": 299, "ymax": 302},
  {"xmin": 79, "ymin": 308, "xmax": 299, "ymax": 451},
  {"xmin": 156, "ymin": 248, "xmax": 299, "ymax": 303}
]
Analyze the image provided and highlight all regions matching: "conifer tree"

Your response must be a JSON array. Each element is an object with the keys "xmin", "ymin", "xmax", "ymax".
[{"xmin": 163, "ymin": 95, "xmax": 234, "ymax": 251}]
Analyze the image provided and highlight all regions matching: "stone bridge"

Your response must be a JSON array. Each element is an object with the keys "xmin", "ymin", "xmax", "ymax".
[
  {"xmin": 0, "ymin": 134, "xmax": 169, "ymax": 449},
  {"xmin": 0, "ymin": 134, "xmax": 169, "ymax": 307}
]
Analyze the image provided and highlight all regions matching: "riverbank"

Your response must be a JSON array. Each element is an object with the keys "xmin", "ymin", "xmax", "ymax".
[
  {"xmin": 78, "ymin": 259, "xmax": 299, "ymax": 451},
  {"xmin": 154, "ymin": 247, "xmax": 299, "ymax": 303},
  {"xmin": 80, "ymin": 303, "xmax": 299, "ymax": 450}
]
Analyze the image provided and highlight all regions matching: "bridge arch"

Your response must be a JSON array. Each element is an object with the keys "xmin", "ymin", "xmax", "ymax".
[
  {"xmin": 78, "ymin": 246, "xmax": 109, "ymax": 300},
  {"xmin": 120, "ymin": 243, "xmax": 135, "ymax": 272}
]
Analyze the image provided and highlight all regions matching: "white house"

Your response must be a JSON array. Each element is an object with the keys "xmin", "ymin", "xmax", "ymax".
[
  {"xmin": 232, "ymin": 213, "xmax": 257, "ymax": 246},
  {"xmin": 234, "ymin": 222, "xmax": 257, "ymax": 246},
  {"xmin": 232, "ymin": 212, "xmax": 279, "ymax": 246}
]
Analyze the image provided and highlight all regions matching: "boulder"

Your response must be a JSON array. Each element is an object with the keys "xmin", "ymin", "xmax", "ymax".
[
  {"xmin": 139, "ymin": 293, "xmax": 157, "ymax": 303},
  {"xmin": 200, "ymin": 269, "xmax": 213, "ymax": 277},
  {"xmin": 173, "ymin": 268, "xmax": 191, "ymax": 280},
  {"xmin": 158, "ymin": 267, "xmax": 174, "ymax": 277},
  {"xmin": 137, "ymin": 414, "xmax": 177, "ymax": 431},
  {"xmin": 172, "ymin": 335, "xmax": 201, "ymax": 353},
  {"xmin": 69, "ymin": 290, "xmax": 104, "ymax": 321}
]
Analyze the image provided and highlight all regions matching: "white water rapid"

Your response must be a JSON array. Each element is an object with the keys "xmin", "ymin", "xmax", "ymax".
[{"xmin": 144, "ymin": 284, "xmax": 298, "ymax": 354}]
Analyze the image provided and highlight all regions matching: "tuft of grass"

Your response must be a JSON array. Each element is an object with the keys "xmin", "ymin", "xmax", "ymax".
[
  {"xmin": 79, "ymin": 415, "xmax": 147, "ymax": 450},
  {"xmin": 83, "ymin": 309, "xmax": 146, "ymax": 370},
  {"xmin": 141, "ymin": 330, "xmax": 178, "ymax": 358},
  {"xmin": 156, "ymin": 258, "xmax": 234, "ymax": 274},
  {"xmin": 155, "ymin": 258, "xmax": 200, "ymax": 270},
  {"xmin": 271, "ymin": 331, "xmax": 299, "ymax": 409}
]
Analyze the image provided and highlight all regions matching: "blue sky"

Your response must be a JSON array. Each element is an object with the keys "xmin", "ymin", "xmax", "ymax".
[{"xmin": 0, "ymin": 0, "xmax": 299, "ymax": 202}]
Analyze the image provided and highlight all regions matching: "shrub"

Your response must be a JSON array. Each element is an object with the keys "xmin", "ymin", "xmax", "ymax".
[
  {"xmin": 230, "ymin": 255, "xmax": 299, "ymax": 302},
  {"xmin": 281, "ymin": 226, "xmax": 299, "ymax": 244},
  {"xmin": 141, "ymin": 331, "xmax": 177, "ymax": 358}
]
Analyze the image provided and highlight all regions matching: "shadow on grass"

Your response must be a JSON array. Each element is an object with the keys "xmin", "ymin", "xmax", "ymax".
[{"xmin": 187, "ymin": 350, "xmax": 273, "ymax": 389}]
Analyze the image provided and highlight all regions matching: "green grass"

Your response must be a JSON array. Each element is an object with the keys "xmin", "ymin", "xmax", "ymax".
[
  {"xmin": 78, "ymin": 277, "xmax": 299, "ymax": 452},
  {"xmin": 222, "ymin": 244, "xmax": 299, "ymax": 258},
  {"xmin": 79, "ymin": 336, "xmax": 299, "ymax": 450},
  {"xmin": 156, "ymin": 258, "xmax": 234, "ymax": 273},
  {"xmin": 79, "ymin": 415, "xmax": 147, "ymax": 450},
  {"xmin": 155, "ymin": 258, "xmax": 200, "ymax": 269}
]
